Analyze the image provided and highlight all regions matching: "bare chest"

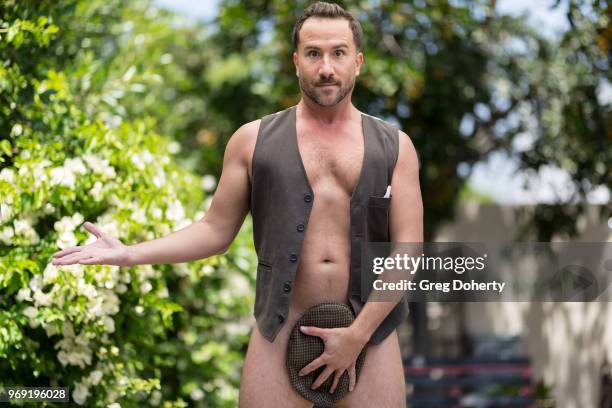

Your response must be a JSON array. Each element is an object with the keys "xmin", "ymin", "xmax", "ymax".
[{"xmin": 296, "ymin": 121, "xmax": 364, "ymax": 196}]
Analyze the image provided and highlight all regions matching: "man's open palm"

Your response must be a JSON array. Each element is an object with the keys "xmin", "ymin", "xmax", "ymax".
[{"xmin": 52, "ymin": 221, "xmax": 131, "ymax": 266}]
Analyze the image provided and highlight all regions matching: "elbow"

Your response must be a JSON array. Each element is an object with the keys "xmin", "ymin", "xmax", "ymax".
[
  {"xmin": 199, "ymin": 217, "xmax": 236, "ymax": 256},
  {"xmin": 216, "ymin": 242, "xmax": 232, "ymax": 255}
]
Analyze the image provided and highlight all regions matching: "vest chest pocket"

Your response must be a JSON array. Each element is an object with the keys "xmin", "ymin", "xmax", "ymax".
[
  {"xmin": 254, "ymin": 258, "xmax": 273, "ymax": 317},
  {"xmin": 367, "ymin": 195, "xmax": 391, "ymax": 242}
]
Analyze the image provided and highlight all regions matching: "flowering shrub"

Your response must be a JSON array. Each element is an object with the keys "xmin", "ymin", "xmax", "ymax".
[{"xmin": 0, "ymin": 1, "xmax": 254, "ymax": 406}]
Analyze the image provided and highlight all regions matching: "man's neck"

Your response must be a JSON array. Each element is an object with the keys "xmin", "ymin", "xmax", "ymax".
[{"xmin": 297, "ymin": 96, "xmax": 358, "ymax": 126}]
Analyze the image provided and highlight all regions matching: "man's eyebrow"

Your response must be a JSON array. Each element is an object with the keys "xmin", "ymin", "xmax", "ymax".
[{"xmin": 303, "ymin": 44, "xmax": 349, "ymax": 50}]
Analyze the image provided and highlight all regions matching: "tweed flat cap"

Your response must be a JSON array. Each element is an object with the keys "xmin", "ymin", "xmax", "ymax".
[{"xmin": 286, "ymin": 302, "xmax": 368, "ymax": 407}]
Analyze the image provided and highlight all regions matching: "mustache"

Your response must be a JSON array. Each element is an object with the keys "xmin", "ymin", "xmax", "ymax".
[{"xmin": 315, "ymin": 80, "xmax": 340, "ymax": 86}]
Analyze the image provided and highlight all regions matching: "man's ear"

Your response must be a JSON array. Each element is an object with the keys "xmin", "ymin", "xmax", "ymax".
[
  {"xmin": 293, "ymin": 51, "xmax": 299, "ymax": 77},
  {"xmin": 355, "ymin": 51, "xmax": 364, "ymax": 77}
]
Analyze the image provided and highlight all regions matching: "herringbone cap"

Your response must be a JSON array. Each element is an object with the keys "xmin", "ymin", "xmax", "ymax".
[{"xmin": 286, "ymin": 302, "xmax": 368, "ymax": 407}]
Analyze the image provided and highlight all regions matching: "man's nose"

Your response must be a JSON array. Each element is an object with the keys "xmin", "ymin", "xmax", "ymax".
[{"xmin": 318, "ymin": 55, "xmax": 335, "ymax": 78}]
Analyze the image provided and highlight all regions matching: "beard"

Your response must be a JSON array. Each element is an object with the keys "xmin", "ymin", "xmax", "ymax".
[{"xmin": 299, "ymin": 74, "xmax": 355, "ymax": 107}]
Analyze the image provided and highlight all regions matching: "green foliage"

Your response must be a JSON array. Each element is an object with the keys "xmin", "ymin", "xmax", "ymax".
[{"xmin": 0, "ymin": 1, "xmax": 254, "ymax": 406}]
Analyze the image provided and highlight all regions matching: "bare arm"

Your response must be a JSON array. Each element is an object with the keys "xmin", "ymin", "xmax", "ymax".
[
  {"xmin": 127, "ymin": 120, "xmax": 259, "ymax": 266},
  {"xmin": 53, "ymin": 120, "xmax": 259, "ymax": 267},
  {"xmin": 350, "ymin": 129, "xmax": 423, "ymax": 341}
]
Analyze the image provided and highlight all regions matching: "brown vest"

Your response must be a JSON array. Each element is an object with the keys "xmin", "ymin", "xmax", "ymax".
[{"xmin": 250, "ymin": 105, "xmax": 408, "ymax": 344}]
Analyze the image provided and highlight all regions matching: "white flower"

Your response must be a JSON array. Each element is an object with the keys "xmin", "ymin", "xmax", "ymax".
[
  {"xmin": 57, "ymin": 350, "xmax": 69, "ymax": 366},
  {"xmin": 89, "ymin": 370, "xmax": 103, "ymax": 386},
  {"xmin": 160, "ymin": 53, "xmax": 173, "ymax": 65},
  {"xmin": 103, "ymin": 316, "xmax": 115, "ymax": 333},
  {"xmin": 16, "ymin": 287, "xmax": 32, "ymax": 302},
  {"xmin": 0, "ymin": 168, "xmax": 16, "ymax": 184},
  {"xmin": 131, "ymin": 153, "xmax": 146, "ymax": 170},
  {"xmin": 165, "ymin": 199, "xmax": 185, "ymax": 222},
  {"xmin": 190, "ymin": 388, "xmax": 204, "ymax": 401},
  {"xmin": 50, "ymin": 167, "xmax": 76, "ymax": 188},
  {"xmin": 228, "ymin": 272, "xmax": 250, "ymax": 297},
  {"xmin": 23, "ymin": 306, "xmax": 38, "ymax": 319},
  {"xmin": 90, "ymin": 181, "xmax": 104, "ymax": 201},
  {"xmin": 65, "ymin": 157, "xmax": 87, "ymax": 175},
  {"xmin": 43, "ymin": 203, "xmax": 55, "ymax": 214},
  {"xmin": 71, "ymin": 213, "xmax": 84, "ymax": 226},
  {"xmin": 140, "ymin": 281, "xmax": 152, "ymax": 293},
  {"xmin": 82, "ymin": 154, "xmax": 116, "ymax": 178},
  {"xmin": 174, "ymin": 264, "xmax": 189, "ymax": 277},
  {"xmin": 115, "ymin": 283, "xmax": 127, "ymax": 294},
  {"xmin": 72, "ymin": 382, "xmax": 89, "ymax": 405},
  {"xmin": 100, "ymin": 290, "xmax": 120, "ymax": 315},
  {"xmin": 11, "ymin": 123, "xmax": 23, "ymax": 136},
  {"xmin": 45, "ymin": 324, "xmax": 57, "ymax": 337},
  {"xmin": 141, "ymin": 150, "xmax": 154, "ymax": 164},
  {"xmin": 134, "ymin": 305, "xmax": 144, "ymax": 315},
  {"xmin": 137, "ymin": 265, "xmax": 155, "ymax": 280},
  {"xmin": 152, "ymin": 207, "xmax": 163, "ymax": 219},
  {"xmin": 77, "ymin": 279, "xmax": 98, "ymax": 299},
  {"xmin": 33, "ymin": 290, "xmax": 52, "ymax": 307},
  {"xmin": 108, "ymin": 403, "xmax": 121, "ymax": 408},
  {"xmin": 54, "ymin": 335, "xmax": 92, "ymax": 369},
  {"xmin": 225, "ymin": 321, "xmax": 250, "ymax": 338},
  {"xmin": 202, "ymin": 265, "xmax": 214, "ymax": 276},
  {"xmin": 43, "ymin": 264, "xmax": 59, "ymax": 283},
  {"xmin": 56, "ymin": 230, "xmax": 77, "ymax": 249},
  {"xmin": 167, "ymin": 140, "xmax": 180, "ymax": 153},
  {"xmin": 0, "ymin": 203, "xmax": 12, "ymax": 223},
  {"xmin": 29, "ymin": 275, "xmax": 43, "ymax": 291},
  {"xmin": 152, "ymin": 169, "xmax": 166, "ymax": 188},
  {"xmin": 235, "ymin": 257, "xmax": 250, "ymax": 271},
  {"xmin": 57, "ymin": 263, "xmax": 84, "ymax": 280},
  {"xmin": 62, "ymin": 321, "xmax": 75, "ymax": 338},
  {"xmin": 120, "ymin": 270, "xmax": 131, "ymax": 284},
  {"xmin": 149, "ymin": 390, "xmax": 162, "ymax": 406},
  {"xmin": 75, "ymin": 332, "xmax": 90, "ymax": 347},
  {"xmin": 13, "ymin": 218, "xmax": 40, "ymax": 245},
  {"xmin": 201, "ymin": 175, "xmax": 217, "ymax": 191},
  {"xmin": 132, "ymin": 207, "xmax": 147, "ymax": 224},
  {"xmin": 32, "ymin": 162, "xmax": 50, "ymax": 189},
  {"xmin": 0, "ymin": 226, "xmax": 14, "ymax": 245},
  {"xmin": 14, "ymin": 219, "xmax": 31, "ymax": 235}
]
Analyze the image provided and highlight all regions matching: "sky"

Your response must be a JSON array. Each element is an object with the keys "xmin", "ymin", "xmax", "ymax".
[{"xmin": 152, "ymin": 0, "xmax": 609, "ymax": 206}]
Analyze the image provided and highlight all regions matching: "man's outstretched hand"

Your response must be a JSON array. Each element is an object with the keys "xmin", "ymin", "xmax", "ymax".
[{"xmin": 52, "ymin": 221, "xmax": 131, "ymax": 267}]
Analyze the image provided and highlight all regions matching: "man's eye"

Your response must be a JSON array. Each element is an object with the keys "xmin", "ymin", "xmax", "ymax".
[
  {"xmin": 335, "ymin": 50, "xmax": 345, "ymax": 56},
  {"xmin": 308, "ymin": 51, "xmax": 319, "ymax": 57}
]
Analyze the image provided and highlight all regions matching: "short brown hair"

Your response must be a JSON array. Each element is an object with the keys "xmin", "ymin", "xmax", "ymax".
[{"xmin": 292, "ymin": 2, "xmax": 363, "ymax": 51}]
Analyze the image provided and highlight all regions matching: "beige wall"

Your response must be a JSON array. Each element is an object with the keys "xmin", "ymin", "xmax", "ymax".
[{"xmin": 434, "ymin": 203, "xmax": 612, "ymax": 408}]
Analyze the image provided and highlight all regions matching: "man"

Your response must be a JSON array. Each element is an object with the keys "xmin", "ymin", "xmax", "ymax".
[{"xmin": 52, "ymin": 2, "xmax": 422, "ymax": 407}]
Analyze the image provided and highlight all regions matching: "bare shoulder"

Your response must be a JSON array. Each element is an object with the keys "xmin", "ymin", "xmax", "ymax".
[
  {"xmin": 224, "ymin": 119, "xmax": 261, "ymax": 181},
  {"xmin": 397, "ymin": 129, "xmax": 419, "ymax": 172},
  {"xmin": 224, "ymin": 119, "xmax": 261, "ymax": 161}
]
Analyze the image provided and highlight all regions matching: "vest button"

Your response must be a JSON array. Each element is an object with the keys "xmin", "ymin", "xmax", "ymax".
[
  {"xmin": 296, "ymin": 224, "xmax": 305, "ymax": 232},
  {"xmin": 277, "ymin": 314, "xmax": 285, "ymax": 323},
  {"xmin": 283, "ymin": 281, "xmax": 292, "ymax": 292},
  {"xmin": 289, "ymin": 253, "xmax": 298, "ymax": 263},
  {"xmin": 304, "ymin": 194, "xmax": 312, "ymax": 203}
]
